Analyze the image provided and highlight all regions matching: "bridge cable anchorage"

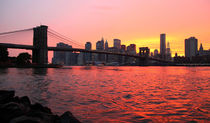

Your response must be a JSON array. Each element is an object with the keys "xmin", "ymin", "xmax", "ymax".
[
  {"xmin": 0, "ymin": 28, "xmax": 33, "ymax": 36},
  {"xmin": 48, "ymin": 30, "xmax": 83, "ymax": 48},
  {"xmin": 48, "ymin": 28, "xmax": 83, "ymax": 47}
]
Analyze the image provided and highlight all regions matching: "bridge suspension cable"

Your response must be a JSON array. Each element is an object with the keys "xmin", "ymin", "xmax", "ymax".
[
  {"xmin": 0, "ymin": 28, "xmax": 33, "ymax": 36},
  {"xmin": 48, "ymin": 28, "xmax": 83, "ymax": 47}
]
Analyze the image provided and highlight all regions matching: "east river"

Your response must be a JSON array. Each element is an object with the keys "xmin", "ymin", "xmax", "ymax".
[{"xmin": 0, "ymin": 67, "xmax": 209, "ymax": 123}]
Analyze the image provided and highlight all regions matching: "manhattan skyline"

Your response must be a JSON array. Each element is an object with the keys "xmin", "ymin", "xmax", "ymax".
[{"xmin": 0, "ymin": 0, "xmax": 210, "ymax": 57}]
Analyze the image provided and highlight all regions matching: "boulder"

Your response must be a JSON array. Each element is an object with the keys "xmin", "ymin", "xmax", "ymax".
[
  {"xmin": 60, "ymin": 111, "xmax": 81, "ymax": 123},
  {"xmin": 0, "ymin": 90, "xmax": 15, "ymax": 104}
]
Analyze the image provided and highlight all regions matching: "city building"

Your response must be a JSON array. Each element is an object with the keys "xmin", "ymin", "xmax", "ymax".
[
  {"xmin": 52, "ymin": 42, "xmax": 78, "ymax": 65},
  {"xmin": 127, "ymin": 44, "xmax": 136, "ymax": 55},
  {"xmin": 198, "ymin": 43, "xmax": 210, "ymax": 56},
  {"xmin": 121, "ymin": 45, "xmax": 126, "ymax": 52},
  {"xmin": 166, "ymin": 42, "xmax": 172, "ymax": 60},
  {"xmin": 160, "ymin": 33, "xmax": 166, "ymax": 59},
  {"xmin": 105, "ymin": 40, "xmax": 109, "ymax": 51},
  {"xmin": 85, "ymin": 42, "xmax": 92, "ymax": 63},
  {"xmin": 77, "ymin": 52, "xmax": 85, "ymax": 65},
  {"xmin": 154, "ymin": 49, "xmax": 158, "ymax": 57},
  {"xmin": 52, "ymin": 42, "xmax": 72, "ymax": 65},
  {"xmin": 96, "ymin": 38, "xmax": 105, "ymax": 61},
  {"xmin": 85, "ymin": 42, "xmax": 91, "ymax": 50},
  {"xmin": 185, "ymin": 37, "xmax": 198, "ymax": 58},
  {"xmin": 114, "ymin": 39, "xmax": 121, "ymax": 49}
]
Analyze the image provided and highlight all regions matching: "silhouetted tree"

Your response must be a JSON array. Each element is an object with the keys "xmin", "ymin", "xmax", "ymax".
[
  {"xmin": 16, "ymin": 53, "xmax": 32, "ymax": 65},
  {"xmin": 0, "ymin": 46, "xmax": 9, "ymax": 62}
]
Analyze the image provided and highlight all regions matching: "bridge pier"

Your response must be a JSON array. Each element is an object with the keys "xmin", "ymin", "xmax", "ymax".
[{"xmin": 32, "ymin": 25, "xmax": 48, "ymax": 64}]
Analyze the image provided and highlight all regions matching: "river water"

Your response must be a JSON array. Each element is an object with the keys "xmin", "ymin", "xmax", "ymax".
[{"xmin": 0, "ymin": 67, "xmax": 209, "ymax": 123}]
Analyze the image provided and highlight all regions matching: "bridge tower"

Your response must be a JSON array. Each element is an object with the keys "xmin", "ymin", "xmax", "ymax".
[{"xmin": 32, "ymin": 25, "xmax": 48, "ymax": 64}]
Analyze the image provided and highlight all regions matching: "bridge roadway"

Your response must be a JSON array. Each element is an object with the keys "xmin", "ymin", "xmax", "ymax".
[{"xmin": 0, "ymin": 43, "xmax": 171, "ymax": 63}]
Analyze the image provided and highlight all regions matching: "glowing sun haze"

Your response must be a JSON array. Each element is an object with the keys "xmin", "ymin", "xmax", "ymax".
[{"xmin": 0, "ymin": 0, "xmax": 210, "ymax": 57}]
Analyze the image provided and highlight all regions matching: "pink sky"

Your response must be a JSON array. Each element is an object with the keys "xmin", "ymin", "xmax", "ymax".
[{"xmin": 0, "ymin": 0, "xmax": 210, "ymax": 61}]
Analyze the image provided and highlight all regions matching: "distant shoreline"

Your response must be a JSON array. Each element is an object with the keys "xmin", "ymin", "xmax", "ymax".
[{"xmin": 0, "ymin": 64, "xmax": 210, "ymax": 68}]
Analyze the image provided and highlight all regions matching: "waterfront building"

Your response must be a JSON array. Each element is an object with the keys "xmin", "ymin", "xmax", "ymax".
[
  {"xmin": 107, "ymin": 47, "xmax": 119, "ymax": 63},
  {"xmin": 127, "ymin": 44, "xmax": 136, "ymax": 55},
  {"xmin": 154, "ymin": 49, "xmax": 158, "ymax": 56},
  {"xmin": 160, "ymin": 33, "xmax": 166, "ymax": 59},
  {"xmin": 52, "ymin": 42, "xmax": 72, "ymax": 65},
  {"xmin": 185, "ymin": 37, "xmax": 198, "ymax": 58},
  {"xmin": 105, "ymin": 40, "xmax": 109, "ymax": 51},
  {"xmin": 96, "ymin": 38, "xmax": 105, "ymax": 61},
  {"xmin": 85, "ymin": 42, "xmax": 92, "ymax": 63},
  {"xmin": 85, "ymin": 42, "xmax": 91, "ymax": 50},
  {"xmin": 77, "ymin": 52, "xmax": 85, "ymax": 65},
  {"xmin": 52, "ymin": 42, "xmax": 79, "ymax": 65},
  {"xmin": 114, "ymin": 39, "xmax": 121, "ymax": 49},
  {"xmin": 198, "ymin": 43, "xmax": 210, "ymax": 56},
  {"xmin": 126, "ymin": 44, "xmax": 136, "ymax": 64},
  {"xmin": 121, "ymin": 45, "xmax": 126, "ymax": 52},
  {"xmin": 166, "ymin": 42, "xmax": 172, "ymax": 60}
]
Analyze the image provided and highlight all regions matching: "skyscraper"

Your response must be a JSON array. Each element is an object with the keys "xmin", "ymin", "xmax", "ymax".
[
  {"xmin": 105, "ymin": 40, "xmax": 108, "ymax": 51},
  {"xmin": 114, "ymin": 39, "xmax": 121, "ymax": 49},
  {"xmin": 166, "ymin": 42, "xmax": 172, "ymax": 60},
  {"xmin": 52, "ymin": 42, "xmax": 76, "ymax": 65},
  {"xmin": 101, "ymin": 37, "xmax": 104, "ymax": 50},
  {"xmin": 127, "ymin": 44, "xmax": 136, "ymax": 54},
  {"xmin": 154, "ymin": 49, "xmax": 158, "ymax": 57},
  {"xmin": 85, "ymin": 42, "xmax": 92, "ymax": 62},
  {"xmin": 185, "ymin": 37, "xmax": 198, "ymax": 58},
  {"xmin": 96, "ymin": 38, "xmax": 105, "ymax": 61},
  {"xmin": 160, "ymin": 33, "xmax": 166, "ymax": 59},
  {"xmin": 85, "ymin": 42, "xmax": 92, "ymax": 50}
]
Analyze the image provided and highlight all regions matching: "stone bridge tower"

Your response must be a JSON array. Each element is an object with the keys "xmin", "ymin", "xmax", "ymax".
[{"xmin": 32, "ymin": 25, "xmax": 48, "ymax": 64}]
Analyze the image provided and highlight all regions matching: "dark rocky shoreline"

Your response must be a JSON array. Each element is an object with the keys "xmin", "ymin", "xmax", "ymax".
[{"xmin": 0, "ymin": 90, "xmax": 81, "ymax": 123}]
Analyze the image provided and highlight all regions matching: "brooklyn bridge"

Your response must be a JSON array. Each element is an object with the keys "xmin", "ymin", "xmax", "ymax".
[{"xmin": 0, "ymin": 25, "xmax": 171, "ymax": 65}]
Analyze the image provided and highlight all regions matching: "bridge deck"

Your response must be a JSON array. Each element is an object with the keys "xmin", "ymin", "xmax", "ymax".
[{"xmin": 0, "ymin": 43, "xmax": 171, "ymax": 63}]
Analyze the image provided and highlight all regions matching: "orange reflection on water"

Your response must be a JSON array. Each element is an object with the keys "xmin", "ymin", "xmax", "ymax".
[{"xmin": 0, "ymin": 67, "xmax": 209, "ymax": 122}]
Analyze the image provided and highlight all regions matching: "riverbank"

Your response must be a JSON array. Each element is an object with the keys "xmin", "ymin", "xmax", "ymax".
[
  {"xmin": 0, "ymin": 90, "xmax": 81, "ymax": 123},
  {"xmin": 0, "ymin": 64, "xmax": 63, "ymax": 68}
]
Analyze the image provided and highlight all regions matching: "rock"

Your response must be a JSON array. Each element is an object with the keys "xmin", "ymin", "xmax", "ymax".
[
  {"xmin": 31, "ymin": 103, "xmax": 52, "ymax": 114},
  {"xmin": 0, "ymin": 102, "xmax": 26, "ymax": 122},
  {"xmin": 60, "ymin": 111, "xmax": 81, "ymax": 123},
  {"xmin": 10, "ymin": 115, "xmax": 43, "ymax": 123},
  {"xmin": 20, "ymin": 96, "xmax": 31, "ymax": 106},
  {"xmin": 0, "ymin": 90, "xmax": 81, "ymax": 123},
  {"xmin": 26, "ymin": 111, "xmax": 57, "ymax": 123},
  {"xmin": 0, "ymin": 90, "xmax": 15, "ymax": 104}
]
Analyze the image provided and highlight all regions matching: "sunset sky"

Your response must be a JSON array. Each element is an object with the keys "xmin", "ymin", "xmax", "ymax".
[{"xmin": 0, "ymin": 0, "xmax": 210, "ymax": 59}]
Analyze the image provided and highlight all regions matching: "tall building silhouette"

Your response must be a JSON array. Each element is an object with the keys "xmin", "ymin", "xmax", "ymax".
[
  {"xmin": 85, "ymin": 42, "xmax": 92, "ymax": 63},
  {"xmin": 127, "ymin": 44, "xmax": 136, "ymax": 55},
  {"xmin": 160, "ymin": 33, "xmax": 166, "ymax": 59},
  {"xmin": 114, "ymin": 39, "xmax": 121, "ymax": 49},
  {"xmin": 154, "ymin": 49, "xmax": 159, "ymax": 57},
  {"xmin": 52, "ymin": 42, "xmax": 78, "ymax": 65},
  {"xmin": 96, "ymin": 38, "xmax": 105, "ymax": 61},
  {"xmin": 166, "ymin": 42, "xmax": 172, "ymax": 60},
  {"xmin": 105, "ymin": 40, "xmax": 109, "ymax": 51},
  {"xmin": 198, "ymin": 43, "xmax": 210, "ymax": 56},
  {"xmin": 85, "ymin": 42, "xmax": 91, "ymax": 50},
  {"xmin": 185, "ymin": 37, "xmax": 198, "ymax": 58},
  {"xmin": 101, "ymin": 37, "xmax": 105, "ymax": 50}
]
